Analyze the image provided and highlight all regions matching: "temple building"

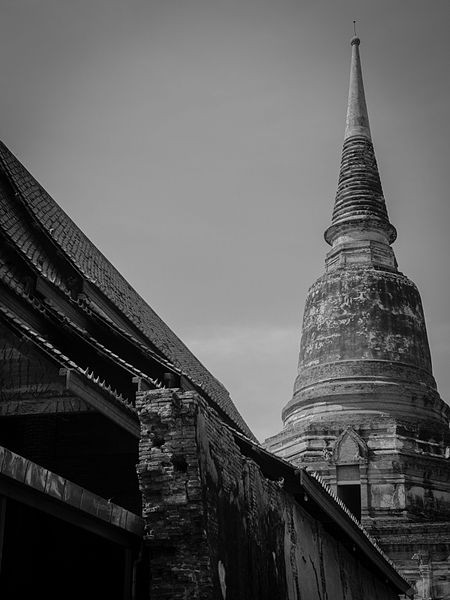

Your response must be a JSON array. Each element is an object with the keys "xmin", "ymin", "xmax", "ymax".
[
  {"xmin": 265, "ymin": 36, "xmax": 450, "ymax": 599},
  {"xmin": 0, "ymin": 32, "xmax": 434, "ymax": 600},
  {"xmin": 0, "ymin": 129, "xmax": 409, "ymax": 598},
  {"xmin": 0, "ymin": 58, "xmax": 409, "ymax": 598}
]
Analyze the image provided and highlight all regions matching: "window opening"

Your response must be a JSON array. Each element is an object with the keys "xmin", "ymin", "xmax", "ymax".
[
  {"xmin": 336, "ymin": 464, "xmax": 361, "ymax": 520},
  {"xmin": 337, "ymin": 484, "xmax": 361, "ymax": 520}
]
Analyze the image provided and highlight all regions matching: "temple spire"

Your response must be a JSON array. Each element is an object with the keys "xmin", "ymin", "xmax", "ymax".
[
  {"xmin": 324, "ymin": 36, "xmax": 397, "ymax": 263},
  {"xmin": 345, "ymin": 36, "xmax": 371, "ymax": 140},
  {"xmin": 277, "ymin": 35, "xmax": 443, "ymax": 435}
]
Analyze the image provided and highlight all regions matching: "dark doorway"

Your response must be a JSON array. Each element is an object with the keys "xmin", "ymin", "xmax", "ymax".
[
  {"xmin": 0, "ymin": 499, "xmax": 132, "ymax": 600},
  {"xmin": 337, "ymin": 484, "xmax": 361, "ymax": 520}
]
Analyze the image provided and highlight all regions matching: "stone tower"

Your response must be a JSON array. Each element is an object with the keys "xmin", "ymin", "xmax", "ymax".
[{"xmin": 265, "ymin": 37, "xmax": 450, "ymax": 598}]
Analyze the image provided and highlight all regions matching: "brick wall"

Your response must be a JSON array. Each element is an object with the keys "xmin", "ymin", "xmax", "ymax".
[
  {"xmin": 137, "ymin": 390, "xmax": 213, "ymax": 599},
  {"xmin": 137, "ymin": 388, "xmax": 403, "ymax": 600}
]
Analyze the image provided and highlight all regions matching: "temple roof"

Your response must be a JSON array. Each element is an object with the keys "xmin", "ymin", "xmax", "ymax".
[{"xmin": 0, "ymin": 140, "xmax": 255, "ymax": 440}]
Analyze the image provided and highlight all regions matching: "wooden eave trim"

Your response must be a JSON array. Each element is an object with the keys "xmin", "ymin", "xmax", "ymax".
[
  {"xmin": 82, "ymin": 280, "xmax": 151, "ymax": 348},
  {"xmin": 84, "ymin": 295, "xmax": 180, "ymax": 375},
  {"xmin": 0, "ymin": 396, "xmax": 93, "ymax": 417},
  {"xmin": 0, "ymin": 281, "xmax": 48, "ymax": 336},
  {"xmin": 34, "ymin": 276, "xmax": 91, "ymax": 329},
  {"xmin": 60, "ymin": 369, "xmax": 139, "ymax": 438},
  {"xmin": 0, "ymin": 297, "xmax": 138, "ymax": 435},
  {"xmin": 0, "ymin": 445, "xmax": 144, "ymax": 545},
  {"xmin": 1, "ymin": 278, "xmax": 162, "ymax": 394}
]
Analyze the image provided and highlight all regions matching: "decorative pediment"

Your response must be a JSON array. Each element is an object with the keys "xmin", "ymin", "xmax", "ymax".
[{"xmin": 332, "ymin": 427, "xmax": 368, "ymax": 464}]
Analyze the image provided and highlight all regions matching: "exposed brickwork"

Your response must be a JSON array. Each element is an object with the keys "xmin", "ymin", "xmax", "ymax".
[
  {"xmin": 137, "ymin": 390, "xmax": 214, "ymax": 599},
  {"xmin": 137, "ymin": 389, "xmax": 403, "ymax": 600}
]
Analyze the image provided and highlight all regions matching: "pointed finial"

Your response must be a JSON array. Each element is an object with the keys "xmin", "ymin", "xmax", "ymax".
[
  {"xmin": 345, "ymin": 29, "xmax": 369, "ymax": 139},
  {"xmin": 351, "ymin": 21, "xmax": 360, "ymax": 46}
]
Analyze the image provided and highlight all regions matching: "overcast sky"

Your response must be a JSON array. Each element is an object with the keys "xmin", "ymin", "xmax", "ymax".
[{"xmin": 1, "ymin": 0, "xmax": 449, "ymax": 441}]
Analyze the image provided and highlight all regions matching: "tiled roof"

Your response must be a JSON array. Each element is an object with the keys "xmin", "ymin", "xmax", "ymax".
[{"xmin": 0, "ymin": 141, "xmax": 255, "ymax": 440}]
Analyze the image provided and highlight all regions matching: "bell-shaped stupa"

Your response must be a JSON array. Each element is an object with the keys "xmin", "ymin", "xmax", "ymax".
[
  {"xmin": 266, "ymin": 36, "xmax": 450, "ymax": 596},
  {"xmin": 282, "ymin": 36, "xmax": 446, "ymax": 431}
]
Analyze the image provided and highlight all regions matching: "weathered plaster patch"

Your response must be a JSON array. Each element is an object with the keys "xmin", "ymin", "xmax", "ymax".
[{"xmin": 218, "ymin": 560, "xmax": 226, "ymax": 599}]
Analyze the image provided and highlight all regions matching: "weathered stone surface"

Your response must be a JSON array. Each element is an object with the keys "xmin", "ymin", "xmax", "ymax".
[
  {"xmin": 267, "ymin": 408, "xmax": 450, "ymax": 594},
  {"xmin": 138, "ymin": 389, "xmax": 404, "ymax": 600},
  {"xmin": 268, "ymin": 35, "xmax": 450, "ymax": 598},
  {"xmin": 283, "ymin": 267, "xmax": 447, "ymax": 428}
]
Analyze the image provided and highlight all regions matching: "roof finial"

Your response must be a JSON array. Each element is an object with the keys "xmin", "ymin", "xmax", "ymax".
[{"xmin": 351, "ymin": 21, "xmax": 360, "ymax": 46}]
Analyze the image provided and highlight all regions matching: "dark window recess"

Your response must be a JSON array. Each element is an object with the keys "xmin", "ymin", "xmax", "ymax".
[{"xmin": 337, "ymin": 484, "xmax": 361, "ymax": 520}]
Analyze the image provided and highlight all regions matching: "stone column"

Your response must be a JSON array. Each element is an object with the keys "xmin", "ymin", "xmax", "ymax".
[{"xmin": 136, "ymin": 388, "xmax": 214, "ymax": 600}]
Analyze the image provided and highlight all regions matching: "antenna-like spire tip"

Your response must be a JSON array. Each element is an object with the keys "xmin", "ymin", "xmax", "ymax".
[{"xmin": 351, "ymin": 20, "xmax": 360, "ymax": 45}]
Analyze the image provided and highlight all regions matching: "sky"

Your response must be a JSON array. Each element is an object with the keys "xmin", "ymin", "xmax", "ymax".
[{"xmin": 1, "ymin": 0, "xmax": 449, "ymax": 442}]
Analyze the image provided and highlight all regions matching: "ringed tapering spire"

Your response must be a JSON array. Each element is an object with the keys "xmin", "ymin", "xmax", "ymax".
[{"xmin": 325, "ymin": 36, "xmax": 396, "ymax": 254}]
